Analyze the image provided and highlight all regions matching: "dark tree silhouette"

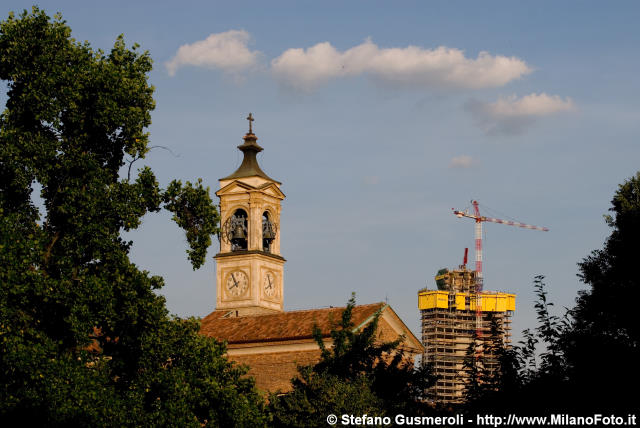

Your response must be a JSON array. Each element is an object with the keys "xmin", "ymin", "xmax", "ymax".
[{"xmin": 0, "ymin": 8, "xmax": 267, "ymax": 426}]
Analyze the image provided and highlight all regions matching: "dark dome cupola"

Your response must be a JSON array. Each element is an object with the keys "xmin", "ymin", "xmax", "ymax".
[{"xmin": 221, "ymin": 113, "xmax": 278, "ymax": 183}]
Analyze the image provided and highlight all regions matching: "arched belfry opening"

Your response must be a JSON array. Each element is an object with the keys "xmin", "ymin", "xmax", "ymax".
[
  {"xmin": 226, "ymin": 209, "xmax": 248, "ymax": 251},
  {"xmin": 262, "ymin": 211, "xmax": 277, "ymax": 252}
]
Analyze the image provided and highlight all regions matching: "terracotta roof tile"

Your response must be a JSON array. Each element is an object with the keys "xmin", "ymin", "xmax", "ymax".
[{"xmin": 200, "ymin": 303, "xmax": 385, "ymax": 344}]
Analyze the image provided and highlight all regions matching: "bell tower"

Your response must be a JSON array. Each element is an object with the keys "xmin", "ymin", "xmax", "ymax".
[{"xmin": 215, "ymin": 114, "xmax": 285, "ymax": 316}]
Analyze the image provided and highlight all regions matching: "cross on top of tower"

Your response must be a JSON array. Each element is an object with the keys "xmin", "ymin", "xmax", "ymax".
[{"xmin": 247, "ymin": 113, "xmax": 254, "ymax": 134}]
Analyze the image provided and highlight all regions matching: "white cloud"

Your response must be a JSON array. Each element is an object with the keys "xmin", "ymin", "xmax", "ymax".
[
  {"xmin": 484, "ymin": 93, "xmax": 575, "ymax": 117},
  {"xmin": 466, "ymin": 93, "xmax": 575, "ymax": 136},
  {"xmin": 166, "ymin": 30, "xmax": 260, "ymax": 76},
  {"xmin": 271, "ymin": 39, "xmax": 531, "ymax": 91},
  {"xmin": 449, "ymin": 155, "xmax": 475, "ymax": 168}
]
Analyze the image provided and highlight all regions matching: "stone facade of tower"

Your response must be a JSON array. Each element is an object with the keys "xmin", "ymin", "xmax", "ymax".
[{"xmin": 214, "ymin": 123, "xmax": 286, "ymax": 316}]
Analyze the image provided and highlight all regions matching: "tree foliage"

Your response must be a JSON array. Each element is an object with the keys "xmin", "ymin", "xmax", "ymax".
[
  {"xmin": 269, "ymin": 367, "xmax": 383, "ymax": 428},
  {"xmin": 561, "ymin": 172, "xmax": 640, "ymax": 411},
  {"xmin": 269, "ymin": 294, "xmax": 437, "ymax": 427},
  {"xmin": 0, "ymin": 8, "xmax": 266, "ymax": 426},
  {"xmin": 462, "ymin": 330, "xmax": 484, "ymax": 403}
]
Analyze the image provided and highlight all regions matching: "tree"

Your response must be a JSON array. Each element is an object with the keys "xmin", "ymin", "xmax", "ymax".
[
  {"xmin": 463, "ymin": 313, "xmax": 522, "ymax": 410},
  {"xmin": 0, "ymin": 8, "xmax": 267, "ymax": 426},
  {"xmin": 269, "ymin": 367, "xmax": 383, "ymax": 428},
  {"xmin": 462, "ymin": 330, "xmax": 485, "ymax": 404},
  {"xmin": 269, "ymin": 294, "xmax": 437, "ymax": 427},
  {"xmin": 560, "ymin": 172, "xmax": 640, "ymax": 412}
]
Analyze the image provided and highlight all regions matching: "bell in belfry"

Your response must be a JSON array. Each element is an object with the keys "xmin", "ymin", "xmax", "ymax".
[
  {"xmin": 263, "ymin": 223, "xmax": 275, "ymax": 240},
  {"xmin": 228, "ymin": 212, "xmax": 248, "ymax": 250},
  {"xmin": 232, "ymin": 223, "xmax": 247, "ymax": 241},
  {"xmin": 262, "ymin": 212, "xmax": 277, "ymax": 252}
]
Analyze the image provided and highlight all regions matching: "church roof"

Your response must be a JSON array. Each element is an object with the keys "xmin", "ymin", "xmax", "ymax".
[{"xmin": 200, "ymin": 303, "xmax": 386, "ymax": 344}]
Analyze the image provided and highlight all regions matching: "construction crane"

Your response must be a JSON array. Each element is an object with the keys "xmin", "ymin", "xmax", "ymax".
[{"xmin": 452, "ymin": 200, "xmax": 549, "ymax": 344}]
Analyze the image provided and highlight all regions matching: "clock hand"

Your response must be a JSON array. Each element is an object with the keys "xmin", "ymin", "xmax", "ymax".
[
  {"xmin": 268, "ymin": 276, "xmax": 273, "ymax": 288},
  {"xmin": 231, "ymin": 273, "xmax": 239, "ymax": 288}
]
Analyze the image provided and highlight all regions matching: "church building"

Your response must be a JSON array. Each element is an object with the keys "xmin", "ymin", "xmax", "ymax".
[{"xmin": 200, "ymin": 115, "xmax": 423, "ymax": 393}]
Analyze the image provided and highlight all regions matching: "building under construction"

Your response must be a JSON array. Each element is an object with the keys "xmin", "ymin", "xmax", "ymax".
[{"xmin": 418, "ymin": 267, "xmax": 515, "ymax": 404}]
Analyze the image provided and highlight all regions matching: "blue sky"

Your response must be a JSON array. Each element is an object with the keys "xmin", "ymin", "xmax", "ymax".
[{"xmin": 3, "ymin": 1, "xmax": 639, "ymax": 343}]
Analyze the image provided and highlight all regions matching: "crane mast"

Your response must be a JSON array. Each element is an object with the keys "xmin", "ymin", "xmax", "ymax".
[{"xmin": 452, "ymin": 200, "xmax": 548, "ymax": 348}]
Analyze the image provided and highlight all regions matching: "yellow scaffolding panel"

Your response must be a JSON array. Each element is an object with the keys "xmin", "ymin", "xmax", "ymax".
[
  {"xmin": 468, "ymin": 293, "xmax": 516, "ymax": 312},
  {"xmin": 419, "ymin": 290, "xmax": 516, "ymax": 312},
  {"xmin": 417, "ymin": 290, "xmax": 449, "ymax": 309},
  {"xmin": 455, "ymin": 293, "xmax": 466, "ymax": 310}
]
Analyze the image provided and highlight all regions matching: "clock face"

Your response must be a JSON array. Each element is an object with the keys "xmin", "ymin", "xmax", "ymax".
[
  {"xmin": 226, "ymin": 271, "xmax": 249, "ymax": 297},
  {"xmin": 263, "ymin": 271, "xmax": 276, "ymax": 298}
]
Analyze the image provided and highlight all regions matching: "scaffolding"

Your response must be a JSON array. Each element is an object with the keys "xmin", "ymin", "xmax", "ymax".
[{"xmin": 418, "ymin": 268, "xmax": 514, "ymax": 405}]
